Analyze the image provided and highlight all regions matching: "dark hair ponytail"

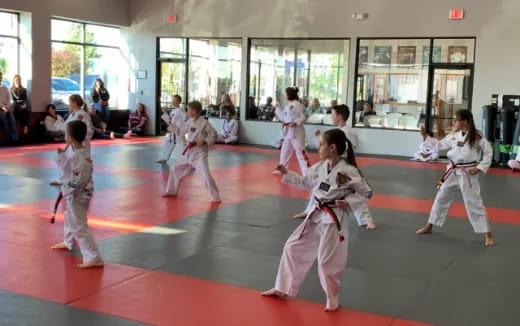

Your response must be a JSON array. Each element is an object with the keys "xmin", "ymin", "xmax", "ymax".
[
  {"xmin": 455, "ymin": 109, "xmax": 480, "ymax": 148},
  {"xmin": 285, "ymin": 86, "xmax": 299, "ymax": 101}
]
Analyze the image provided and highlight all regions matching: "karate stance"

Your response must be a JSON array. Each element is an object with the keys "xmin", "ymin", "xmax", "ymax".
[
  {"xmin": 51, "ymin": 120, "xmax": 103, "ymax": 268},
  {"xmin": 273, "ymin": 87, "xmax": 309, "ymax": 175},
  {"xmin": 263, "ymin": 129, "xmax": 370, "ymax": 311},
  {"xmin": 217, "ymin": 109, "xmax": 238, "ymax": 144},
  {"xmin": 298, "ymin": 105, "xmax": 376, "ymax": 230},
  {"xmin": 164, "ymin": 101, "xmax": 221, "ymax": 202},
  {"xmin": 157, "ymin": 95, "xmax": 187, "ymax": 164},
  {"xmin": 417, "ymin": 109, "xmax": 495, "ymax": 246},
  {"xmin": 50, "ymin": 95, "xmax": 93, "ymax": 186}
]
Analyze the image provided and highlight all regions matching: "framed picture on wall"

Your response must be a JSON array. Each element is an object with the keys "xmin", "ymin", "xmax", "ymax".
[
  {"xmin": 422, "ymin": 46, "xmax": 441, "ymax": 64},
  {"xmin": 448, "ymin": 46, "xmax": 467, "ymax": 63},
  {"xmin": 374, "ymin": 46, "xmax": 392, "ymax": 65},
  {"xmin": 358, "ymin": 46, "xmax": 368, "ymax": 65},
  {"xmin": 397, "ymin": 46, "xmax": 416, "ymax": 64}
]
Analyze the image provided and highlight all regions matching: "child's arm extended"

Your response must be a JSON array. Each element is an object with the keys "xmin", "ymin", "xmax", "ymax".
[
  {"xmin": 62, "ymin": 158, "xmax": 93, "ymax": 197},
  {"xmin": 279, "ymin": 164, "xmax": 316, "ymax": 190}
]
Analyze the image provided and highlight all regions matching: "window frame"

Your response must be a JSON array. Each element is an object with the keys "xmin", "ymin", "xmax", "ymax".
[
  {"xmin": 0, "ymin": 11, "xmax": 21, "ymax": 82},
  {"xmin": 246, "ymin": 37, "xmax": 351, "ymax": 125},
  {"xmin": 352, "ymin": 36, "xmax": 476, "ymax": 131}
]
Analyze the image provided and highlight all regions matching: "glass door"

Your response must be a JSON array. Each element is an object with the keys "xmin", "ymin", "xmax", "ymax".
[
  {"xmin": 159, "ymin": 60, "xmax": 186, "ymax": 108},
  {"xmin": 426, "ymin": 65, "xmax": 473, "ymax": 137}
]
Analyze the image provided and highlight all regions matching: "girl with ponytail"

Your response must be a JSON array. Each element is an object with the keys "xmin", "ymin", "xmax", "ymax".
[{"xmin": 417, "ymin": 109, "xmax": 495, "ymax": 246}]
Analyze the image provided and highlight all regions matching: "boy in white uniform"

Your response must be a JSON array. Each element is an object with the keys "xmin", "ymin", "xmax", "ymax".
[
  {"xmin": 164, "ymin": 101, "xmax": 221, "ymax": 202},
  {"xmin": 51, "ymin": 120, "xmax": 103, "ymax": 269},
  {"xmin": 310, "ymin": 105, "xmax": 376, "ymax": 229},
  {"xmin": 274, "ymin": 87, "xmax": 309, "ymax": 175},
  {"xmin": 417, "ymin": 109, "xmax": 495, "ymax": 246},
  {"xmin": 263, "ymin": 129, "xmax": 370, "ymax": 312},
  {"xmin": 217, "ymin": 109, "xmax": 238, "ymax": 144},
  {"xmin": 157, "ymin": 95, "xmax": 187, "ymax": 164}
]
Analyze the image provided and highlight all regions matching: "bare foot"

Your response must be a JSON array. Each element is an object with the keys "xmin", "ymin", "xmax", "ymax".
[
  {"xmin": 416, "ymin": 224, "xmax": 433, "ymax": 234},
  {"xmin": 293, "ymin": 212, "xmax": 307, "ymax": 219},
  {"xmin": 366, "ymin": 222, "xmax": 376, "ymax": 230},
  {"xmin": 156, "ymin": 159, "xmax": 167, "ymax": 164},
  {"xmin": 485, "ymin": 233, "xmax": 495, "ymax": 247},
  {"xmin": 211, "ymin": 199, "xmax": 222, "ymax": 203},
  {"xmin": 51, "ymin": 242, "xmax": 69, "ymax": 250},
  {"xmin": 77, "ymin": 260, "xmax": 104, "ymax": 269},
  {"xmin": 261, "ymin": 288, "xmax": 288, "ymax": 298},
  {"xmin": 324, "ymin": 305, "xmax": 340, "ymax": 312},
  {"xmin": 272, "ymin": 170, "xmax": 282, "ymax": 175}
]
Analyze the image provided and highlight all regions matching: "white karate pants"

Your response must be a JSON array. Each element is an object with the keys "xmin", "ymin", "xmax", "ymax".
[
  {"xmin": 165, "ymin": 151, "xmax": 220, "ymax": 201},
  {"xmin": 279, "ymin": 137, "xmax": 308, "ymax": 175},
  {"xmin": 274, "ymin": 219, "xmax": 348, "ymax": 310},
  {"xmin": 63, "ymin": 192, "xmax": 102, "ymax": 264},
  {"xmin": 428, "ymin": 171, "xmax": 490, "ymax": 233}
]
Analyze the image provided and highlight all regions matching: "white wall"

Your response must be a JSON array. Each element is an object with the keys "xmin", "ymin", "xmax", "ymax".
[
  {"xmin": 125, "ymin": 0, "xmax": 520, "ymax": 156},
  {"xmin": 0, "ymin": 0, "xmax": 129, "ymax": 111}
]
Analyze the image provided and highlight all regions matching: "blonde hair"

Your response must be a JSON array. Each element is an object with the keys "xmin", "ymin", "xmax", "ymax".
[{"xmin": 69, "ymin": 94, "xmax": 88, "ymax": 112}]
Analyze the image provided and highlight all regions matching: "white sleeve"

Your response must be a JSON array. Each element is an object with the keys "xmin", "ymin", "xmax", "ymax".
[
  {"xmin": 314, "ymin": 134, "xmax": 320, "ymax": 149},
  {"xmin": 293, "ymin": 103, "xmax": 307, "ymax": 126},
  {"xmin": 204, "ymin": 121, "xmax": 217, "ymax": 146},
  {"xmin": 161, "ymin": 112, "xmax": 171, "ymax": 125},
  {"xmin": 476, "ymin": 137, "xmax": 493, "ymax": 173},
  {"xmin": 220, "ymin": 120, "xmax": 226, "ymax": 136},
  {"xmin": 229, "ymin": 120, "xmax": 238, "ymax": 137},
  {"xmin": 62, "ymin": 158, "xmax": 92, "ymax": 197},
  {"xmin": 275, "ymin": 106, "xmax": 284, "ymax": 122},
  {"xmin": 516, "ymin": 151, "xmax": 520, "ymax": 161},
  {"xmin": 44, "ymin": 116, "xmax": 55, "ymax": 131},
  {"xmin": 281, "ymin": 168, "xmax": 317, "ymax": 190},
  {"xmin": 55, "ymin": 116, "xmax": 65, "ymax": 131},
  {"xmin": 434, "ymin": 135, "xmax": 452, "ymax": 152},
  {"xmin": 343, "ymin": 169, "xmax": 370, "ymax": 212},
  {"xmin": 170, "ymin": 111, "xmax": 187, "ymax": 134},
  {"xmin": 54, "ymin": 152, "xmax": 68, "ymax": 169}
]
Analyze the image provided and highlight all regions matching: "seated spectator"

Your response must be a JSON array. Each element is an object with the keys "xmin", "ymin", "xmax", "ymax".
[
  {"xmin": 11, "ymin": 74, "xmax": 30, "ymax": 136},
  {"xmin": 0, "ymin": 71, "xmax": 18, "ymax": 143},
  {"xmin": 325, "ymin": 99, "xmax": 338, "ymax": 114},
  {"xmin": 359, "ymin": 102, "xmax": 377, "ymax": 125},
  {"xmin": 217, "ymin": 108, "xmax": 238, "ymax": 144},
  {"xmin": 412, "ymin": 131, "xmax": 439, "ymax": 162},
  {"xmin": 259, "ymin": 96, "xmax": 275, "ymax": 121},
  {"xmin": 306, "ymin": 98, "xmax": 323, "ymax": 115},
  {"xmin": 88, "ymin": 106, "xmax": 125, "ymax": 139},
  {"xmin": 43, "ymin": 104, "xmax": 65, "ymax": 142},
  {"xmin": 219, "ymin": 94, "xmax": 235, "ymax": 118},
  {"xmin": 120, "ymin": 103, "xmax": 148, "ymax": 137}
]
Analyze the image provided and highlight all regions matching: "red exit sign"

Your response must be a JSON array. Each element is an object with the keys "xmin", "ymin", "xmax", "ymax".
[
  {"xmin": 449, "ymin": 9, "xmax": 464, "ymax": 20},
  {"xmin": 167, "ymin": 15, "xmax": 177, "ymax": 23}
]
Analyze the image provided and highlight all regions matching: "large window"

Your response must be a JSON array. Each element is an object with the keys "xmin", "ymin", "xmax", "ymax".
[
  {"xmin": 158, "ymin": 38, "xmax": 242, "ymax": 117},
  {"xmin": 247, "ymin": 38, "xmax": 349, "ymax": 125},
  {"xmin": 354, "ymin": 38, "xmax": 475, "ymax": 132},
  {"xmin": 0, "ymin": 11, "xmax": 19, "ymax": 88},
  {"xmin": 51, "ymin": 19, "xmax": 125, "ymax": 111}
]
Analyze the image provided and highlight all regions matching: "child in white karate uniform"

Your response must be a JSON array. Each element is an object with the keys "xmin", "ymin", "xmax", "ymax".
[
  {"xmin": 157, "ymin": 95, "xmax": 187, "ymax": 164},
  {"xmin": 164, "ymin": 101, "xmax": 221, "ymax": 202},
  {"xmin": 51, "ymin": 120, "xmax": 103, "ymax": 269},
  {"xmin": 298, "ymin": 105, "xmax": 376, "ymax": 230},
  {"xmin": 50, "ymin": 95, "xmax": 94, "ymax": 186},
  {"xmin": 273, "ymin": 87, "xmax": 309, "ymax": 175},
  {"xmin": 507, "ymin": 151, "xmax": 520, "ymax": 170},
  {"xmin": 217, "ymin": 109, "xmax": 238, "ymax": 144},
  {"xmin": 412, "ymin": 131, "xmax": 439, "ymax": 162},
  {"xmin": 263, "ymin": 129, "xmax": 370, "ymax": 312},
  {"xmin": 417, "ymin": 109, "xmax": 495, "ymax": 246}
]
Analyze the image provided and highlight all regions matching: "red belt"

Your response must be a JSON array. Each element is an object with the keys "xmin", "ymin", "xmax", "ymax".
[{"xmin": 182, "ymin": 142, "xmax": 196, "ymax": 155}]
